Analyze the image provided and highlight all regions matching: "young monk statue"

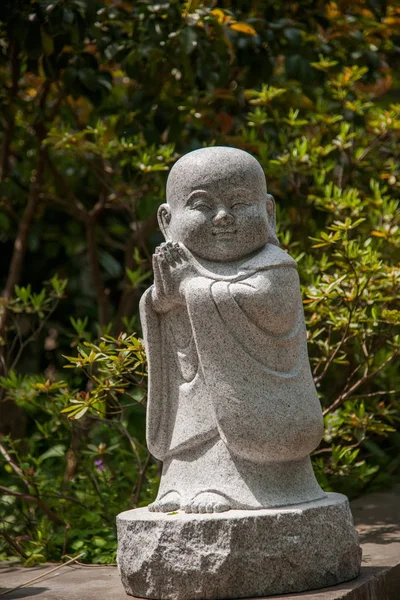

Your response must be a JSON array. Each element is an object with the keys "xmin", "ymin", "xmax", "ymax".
[{"xmin": 140, "ymin": 146, "xmax": 326, "ymax": 514}]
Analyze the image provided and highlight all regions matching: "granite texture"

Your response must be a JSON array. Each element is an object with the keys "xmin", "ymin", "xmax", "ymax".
[
  {"xmin": 117, "ymin": 146, "xmax": 362, "ymax": 599},
  {"xmin": 139, "ymin": 146, "xmax": 325, "ymax": 512},
  {"xmin": 117, "ymin": 493, "xmax": 362, "ymax": 600}
]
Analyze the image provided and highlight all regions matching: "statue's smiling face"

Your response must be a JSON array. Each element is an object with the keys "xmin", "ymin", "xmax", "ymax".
[
  {"xmin": 170, "ymin": 186, "xmax": 269, "ymax": 262},
  {"xmin": 161, "ymin": 148, "xmax": 272, "ymax": 262}
]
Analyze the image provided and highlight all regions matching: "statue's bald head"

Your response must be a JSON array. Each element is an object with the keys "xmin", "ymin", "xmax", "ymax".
[
  {"xmin": 159, "ymin": 146, "xmax": 278, "ymax": 261},
  {"xmin": 166, "ymin": 146, "xmax": 267, "ymax": 208}
]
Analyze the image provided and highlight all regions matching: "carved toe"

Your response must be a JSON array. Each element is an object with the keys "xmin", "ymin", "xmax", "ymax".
[
  {"xmin": 148, "ymin": 492, "xmax": 181, "ymax": 513},
  {"xmin": 184, "ymin": 492, "xmax": 230, "ymax": 514}
]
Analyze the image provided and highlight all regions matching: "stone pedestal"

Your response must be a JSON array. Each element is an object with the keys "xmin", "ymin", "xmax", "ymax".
[{"xmin": 117, "ymin": 492, "xmax": 361, "ymax": 600}]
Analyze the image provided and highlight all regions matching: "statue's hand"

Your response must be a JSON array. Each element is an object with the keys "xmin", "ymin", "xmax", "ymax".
[{"xmin": 151, "ymin": 242, "xmax": 197, "ymax": 313}]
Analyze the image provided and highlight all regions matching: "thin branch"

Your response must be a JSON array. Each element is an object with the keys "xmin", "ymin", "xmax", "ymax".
[
  {"xmin": 0, "ymin": 531, "xmax": 27, "ymax": 560},
  {"xmin": 99, "ymin": 229, "xmax": 126, "ymax": 252},
  {"xmin": 0, "ymin": 485, "xmax": 65, "ymax": 525},
  {"xmin": 324, "ymin": 350, "xmax": 399, "ymax": 415},
  {"xmin": 89, "ymin": 161, "xmax": 115, "ymax": 195},
  {"xmin": 113, "ymin": 214, "xmax": 157, "ymax": 334},
  {"xmin": 313, "ymin": 255, "xmax": 358, "ymax": 383},
  {"xmin": 312, "ymin": 447, "xmax": 333, "ymax": 455},
  {"xmin": 84, "ymin": 470, "xmax": 112, "ymax": 524},
  {"xmin": 313, "ymin": 316, "xmax": 353, "ymax": 384},
  {"xmin": 131, "ymin": 451, "xmax": 152, "ymax": 506},
  {"xmin": 46, "ymin": 157, "xmax": 110, "ymax": 327},
  {"xmin": 6, "ymin": 312, "xmax": 24, "ymax": 364},
  {"xmin": 45, "ymin": 155, "xmax": 87, "ymax": 215},
  {"xmin": 348, "ymin": 390, "xmax": 398, "ymax": 400},
  {"xmin": 86, "ymin": 217, "xmax": 110, "ymax": 326},
  {"xmin": 1, "ymin": 146, "xmax": 46, "ymax": 303},
  {"xmin": 39, "ymin": 192, "xmax": 87, "ymax": 221},
  {"xmin": 84, "ymin": 160, "xmax": 111, "ymax": 327},
  {"xmin": 8, "ymin": 300, "xmax": 61, "ymax": 372},
  {"xmin": 313, "ymin": 440, "xmax": 361, "ymax": 456},
  {"xmin": 0, "ymin": 443, "xmax": 30, "ymax": 490},
  {"xmin": 0, "ymin": 139, "xmax": 48, "ymax": 373},
  {"xmin": 43, "ymin": 492, "xmax": 104, "ymax": 514},
  {"xmin": 61, "ymin": 556, "xmax": 117, "ymax": 567},
  {"xmin": 62, "ymin": 522, "xmax": 70, "ymax": 557},
  {"xmin": 0, "ymin": 553, "xmax": 85, "ymax": 597},
  {"xmin": 115, "ymin": 422, "xmax": 142, "ymax": 472},
  {"xmin": 355, "ymin": 132, "xmax": 388, "ymax": 164},
  {"xmin": 0, "ymin": 39, "xmax": 20, "ymax": 182},
  {"xmin": 313, "ymin": 252, "xmax": 372, "ymax": 385}
]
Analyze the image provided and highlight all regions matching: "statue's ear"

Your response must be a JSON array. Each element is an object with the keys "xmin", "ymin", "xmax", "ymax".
[
  {"xmin": 266, "ymin": 194, "xmax": 276, "ymax": 231},
  {"xmin": 157, "ymin": 203, "xmax": 171, "ymax": 240},
  {"xmin": 266, "ymin": 194, "xmax": 280, "ymax": 246}
]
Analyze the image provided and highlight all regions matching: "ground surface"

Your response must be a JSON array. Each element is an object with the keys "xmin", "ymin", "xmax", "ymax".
[{"xmin": 1, "ymin": 486, "xmax": 399, "ymax": 600}]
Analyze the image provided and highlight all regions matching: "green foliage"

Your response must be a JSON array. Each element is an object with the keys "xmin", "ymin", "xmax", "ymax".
[
  {"xmin": 245, "ymin": 57, "xmax": 400, "ymax": 496},
  {"xmin": 0, "ymin": 283, "xmax": 156, "ymax": 564},
  {"xmin": 61, "ymin": 332, "xmax": 147, "ymax": 419},
  {"xmin": 1, "ymin": 0, "xmax": 400, "ymax": 565}
]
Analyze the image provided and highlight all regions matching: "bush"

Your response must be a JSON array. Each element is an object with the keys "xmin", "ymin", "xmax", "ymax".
[{"xmin": 1, "ymin": 0, "xmax": 399, "ymax": 564}]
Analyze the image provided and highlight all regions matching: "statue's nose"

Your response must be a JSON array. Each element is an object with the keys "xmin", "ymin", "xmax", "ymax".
[{"xmin": 212, "ymin": 209, "xmax": 234, "ymax": 226}]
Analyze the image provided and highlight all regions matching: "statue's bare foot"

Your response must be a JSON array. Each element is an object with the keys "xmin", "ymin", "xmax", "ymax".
[
  {"xmin": 148, "ymin": 491, "xmax": 181, "ymax": 513},
  {"xmin": 185, "ymin": 492, "xmax": 230, "ymax": 514}
]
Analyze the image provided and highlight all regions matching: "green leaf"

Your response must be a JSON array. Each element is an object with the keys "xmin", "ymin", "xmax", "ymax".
[
  {"xmin": 325, "ymin": 274, "xmax": 347, "ymax": 294},
  {"xmin": 38, "ymin": 444, "xmax": 66, "ymax": 462},
  {"xmin": 93, "ymin": 536, "xmax": 107, "ymax": 548},
  {"xmin": 71, "ymin": 407, "xmax": 89, "ymax": 420}
]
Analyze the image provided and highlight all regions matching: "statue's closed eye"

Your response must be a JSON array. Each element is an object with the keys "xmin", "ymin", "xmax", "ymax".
[
  {"xmin": 231, "ymin": 201, "xmax": 251, "ymax": 209},
  {"xmin": 191, "ymin": 202, "xmax": 212, "ymax": 210}
]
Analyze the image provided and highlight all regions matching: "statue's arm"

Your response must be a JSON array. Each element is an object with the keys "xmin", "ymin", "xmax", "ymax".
[
  {"xmin": 139, "ymin": 286, "xmax": 170, "ymax": 460},
  {"xmin": 229, "ymin": 266, "xmax": 302, "ymax": 336}
]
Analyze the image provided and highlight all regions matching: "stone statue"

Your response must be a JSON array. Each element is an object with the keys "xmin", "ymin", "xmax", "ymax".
[
  {"xmin": 117, "ymin": 147, "xmax": 361, "ymax": 600},
  {"xmin": 140, "ymin": 146, "xmax": 325, "ymax": 513}
]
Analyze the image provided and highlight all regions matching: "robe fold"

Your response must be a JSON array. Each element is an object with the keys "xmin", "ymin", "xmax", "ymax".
[{"xmin": 140, "ymin": 244, "xmax": 323, "ymax": 465}]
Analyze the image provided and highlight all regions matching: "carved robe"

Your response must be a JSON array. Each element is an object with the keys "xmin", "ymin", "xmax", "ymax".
[{"xmin": 140, "ymin": 244, "xmax": 323, "ymax": 468}]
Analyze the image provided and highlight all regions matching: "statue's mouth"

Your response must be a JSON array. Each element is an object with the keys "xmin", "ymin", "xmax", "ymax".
[{"xmin": 212, "ymin": 229, "xmax": 237, "ymax": 237}]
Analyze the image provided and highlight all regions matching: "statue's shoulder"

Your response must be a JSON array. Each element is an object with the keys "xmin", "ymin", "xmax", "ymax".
[{"xmin": 241, "ymin": 244, "xmax": 297, "ymax": 272}]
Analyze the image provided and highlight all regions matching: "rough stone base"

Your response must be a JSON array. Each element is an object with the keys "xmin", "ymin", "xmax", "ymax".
[{"xmin": 117, "ymin": 492, "xmax": 361, "ymax": 600}]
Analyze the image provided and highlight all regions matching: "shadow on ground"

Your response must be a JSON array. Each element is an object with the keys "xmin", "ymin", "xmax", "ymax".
[
  {"xmin": 358, "ymin": 524, "xmax": 400, "ymax": 545},
  {"xmin": 0, "ymin": 587, "xmax": 48, "ymax": 599}
]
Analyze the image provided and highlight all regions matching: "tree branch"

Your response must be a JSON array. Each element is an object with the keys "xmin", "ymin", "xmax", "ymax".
[
  {"xmin": 86, "ymin": 216, "xmax": 110, "ymax": 326},
  {"xmin": 8, "ymin": 299, "xmax": 61, "ymax": 372},
  {"xmin": 347, "ymin": 390, "xmax": 398, "ymax": 400},
  {"xmin": 0, "ymin": 78, "xmax": 53, "ymax": 357},
  {"xmin": 1, "ymin": 152, "xmax": 44, "ymax": 301},
  {"xmin": 113, "ymin": 214, "xmax": 157, "ymax": 334},
  {"xmin": 0, "ymin": 531, "xmax": 28, "ymax": 560},
  {"xmin": 0, "ymin": 39, "xmax": 20, "ymax": 182},
  {"xmin": 0, "ymin": 147, "xmax": 46, "ymax": 371},
  {"xmin": 46, "ymin": 155, "xmax": 110, "ymax": 327},
  {"xmin": 0, "ymin": 442, "xmax": 30, "ymax": 490},
  {"xmin": 39, "ymin": 192, "xmax": 86, "ymax": 222},
  {"xmin": 0, "ymin": 484, "xmax": 65, "ymax": 525},
  {"xmin": 323, "ymin": 350, "xmax": 399, "ymax": 416},
  {"xmin": 45, "ymin": 154, "xmax": 87, "ymax": 215},
  {"xmin": 131, "ymin": 451, "xmax": 152, "ymax": 506}
]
